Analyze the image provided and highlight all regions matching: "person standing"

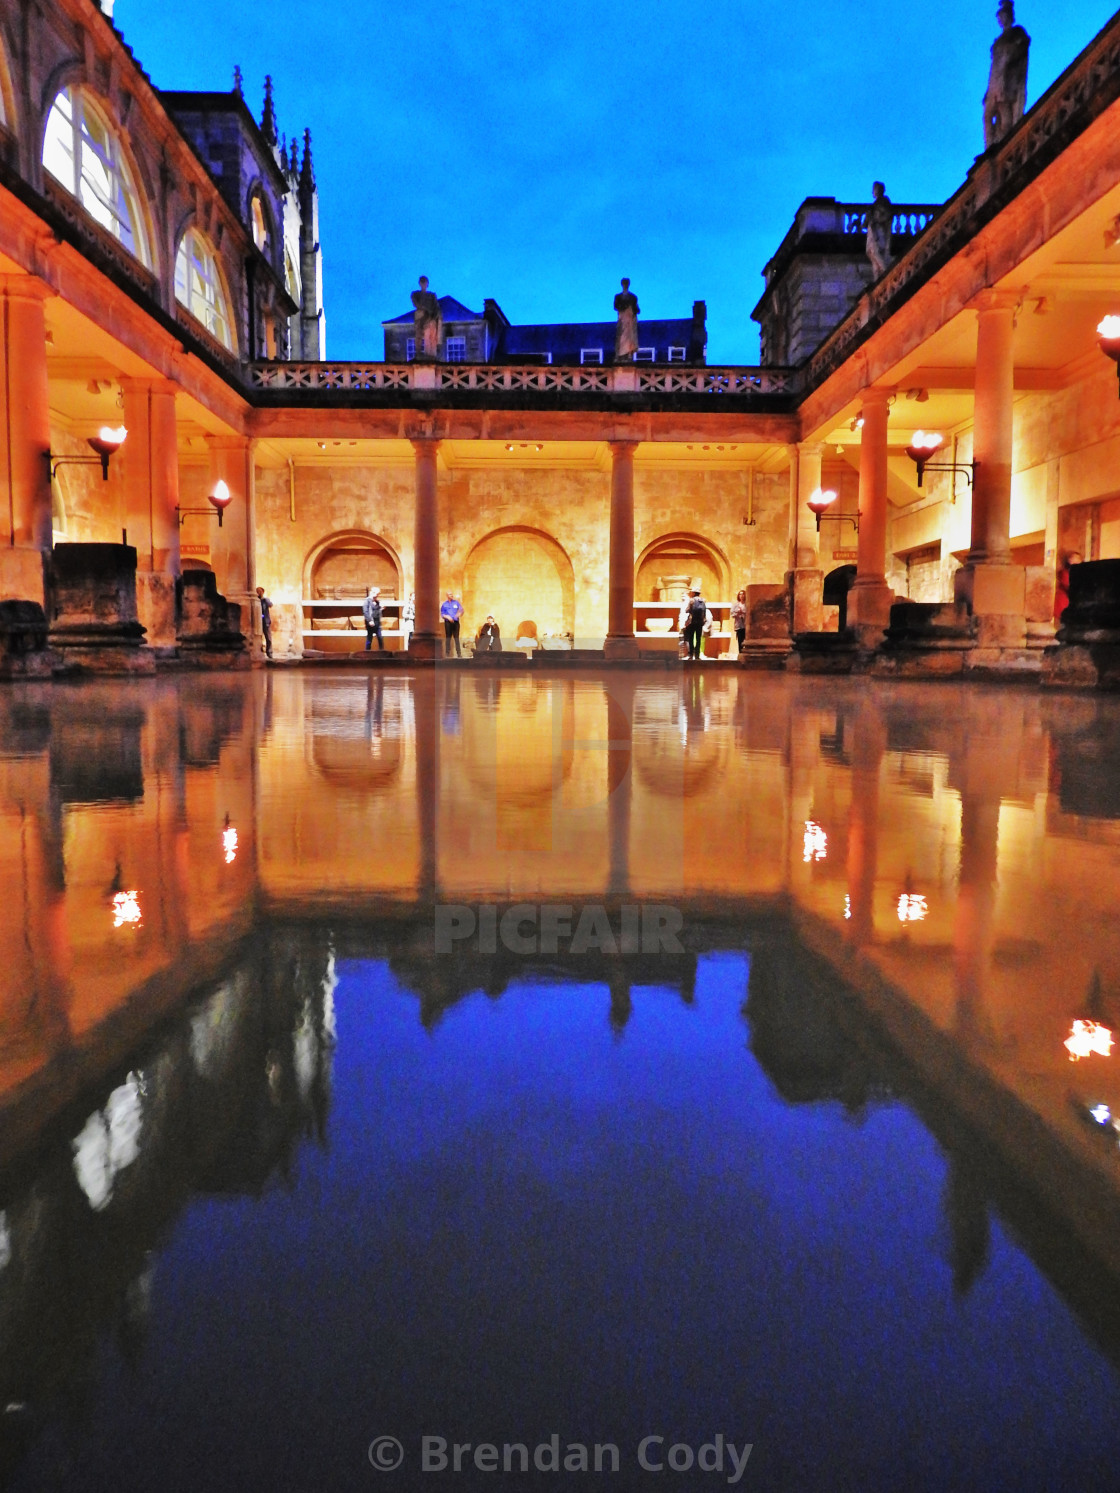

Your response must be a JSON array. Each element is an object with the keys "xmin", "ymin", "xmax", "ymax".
[
  {"xmin": 684, "ymin": 588, "xmax": 706, "ymax": 661},
  {"xmin": 363, "ymin": 587, "xmax": 384, "ymax": 651},
  {"xmin": 256, "ymin": 586, "xmax": 274, "ymax": 660},
  {"xmin": 440, "ymin": 592, "xmax": 463, "ymax": 657},
  {"xmin": 731, "ymin": 588, "xmax": 747, "ymax": 654},
  {"xmin": 402, "ymin": 591, "xmax": 415, "ymax": 649},
  {"xmin": 1054, "ymin": 551, "xmax": 1082, "ymax": 625}
]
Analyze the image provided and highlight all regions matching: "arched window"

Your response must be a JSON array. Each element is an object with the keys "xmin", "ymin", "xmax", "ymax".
[
  {"xmin": 174, "ymin": 228, "xmax": 236, "ymax": 352},
  {"xmin": 250, "ymin": 193, "xmax": 270, "ymax": 254},
  {"xmin": 42, "ymin": 87, "xmax": 151, "ymax": 265}
]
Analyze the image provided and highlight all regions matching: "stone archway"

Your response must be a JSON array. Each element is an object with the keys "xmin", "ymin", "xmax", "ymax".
[
  {"xmin": 635, "ymin": 532, "xmax": 730, "ymax": 604},
  {"xmin": 303, "ymin": 531, "xmax": 403, "ymax": 653},
  {"xmin": 463, "ymin": 527, "xmax": 575, "ymax": 641}
]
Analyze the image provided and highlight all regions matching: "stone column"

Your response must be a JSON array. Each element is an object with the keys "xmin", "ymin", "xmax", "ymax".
[
  {"xmin": 409, "ymin": 438, "xmax": 442, "ymax": 659},
  {"xmin": 605, "ymin": 440, "xmax": 640, "ymax": 658},
  {"xmin": 0, "ymin": 276, "xmax": 53, "ymax": 605},
  {"xmin": 954, "ymin": 292, "xmax": 1025, "ymax": 646},
  {"xmin": 206, "ymin": 436, "xmax": 253, "ymax": 635},
  {"xmin": 121, "ymin": 379, "xmax": 181, "ymax": 648},
  {"xmin": 846, "ymin": 389, "xmax": 894, "ymax": 643},
  {"xmin": 789, "ymin": 440, "xmax": 823, "ymax": 634}
]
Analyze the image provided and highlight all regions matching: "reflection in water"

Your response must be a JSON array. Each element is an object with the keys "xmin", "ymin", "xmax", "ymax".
[{"xmin": 3, "ymin": 672, "xmax": 1120, "ymax": 1486}]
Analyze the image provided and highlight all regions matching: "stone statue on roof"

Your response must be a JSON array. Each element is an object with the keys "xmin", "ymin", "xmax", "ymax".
[
  {"xmin": 984, "ymin": 0, "xmax": 1030, "ymax": 149},
  {"xmin": 865, "ymin": 182, "xmax": 893, "ymax": 280},
  {"xmin": 411, "ymin": 276, "xmax": 442, "ymax": 361},
  {"xmin": 613, "ymin": 278, "xmax": 640, "ymax": 363}
]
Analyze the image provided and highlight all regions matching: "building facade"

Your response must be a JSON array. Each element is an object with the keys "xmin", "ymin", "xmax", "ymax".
[{"xmin": 3, "ymin": 0, "xmax": 1120, "ymax": 679}]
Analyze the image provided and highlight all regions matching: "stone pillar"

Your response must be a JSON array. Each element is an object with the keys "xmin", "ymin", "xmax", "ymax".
[
  {"xmin": 0, "ymin": 276, "xmax": 53, "ymax": 605},
  {"xmin": 206, "ymin": 436, "xmax": 252, "ymax": 599},
  {"xmin": 409, "ymin": 438, "xmax": 442, "ymax": 659},
  {"xmin": 788, "ymin": 440, "xmax": 823, "ymax": 634},
  {"xmin": 846, "ymin": 389, "xmax": 894, "ymax": 643},
  {"xmin": 954, "ymin": 292, "xmax": 1025, "ymax": 646},
  {"xmin": 605, "ymin": 440, "xmax": 640, "ymax": 658},
  {"xmin": 121, "ymin": 378, "xmax": 181, "ymax": 649}
]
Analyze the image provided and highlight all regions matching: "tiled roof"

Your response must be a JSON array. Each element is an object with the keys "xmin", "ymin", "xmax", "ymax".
[{"xmin": 384, "ymin": 294, "xmax": 482, "ymax": 325}]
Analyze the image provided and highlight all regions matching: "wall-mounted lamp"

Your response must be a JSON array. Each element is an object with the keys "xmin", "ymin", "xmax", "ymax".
[
  {"xmin": 176, "ymin": 480, "xmax": 233, "ymax": 529},
  {"xmin": 806, "ymin": 487, "xmax": 858, "ymax": 533},
  {"xmin": 905, "ymin": 430, "xmax": 975, "ymax": 489},
  {"xmin": 48, "ymin": 425, "xmax": 128, "ymax": 481},
  {"xmin": 1097, "ymin": 316, "xmax": 1120, "ymax": 396}
]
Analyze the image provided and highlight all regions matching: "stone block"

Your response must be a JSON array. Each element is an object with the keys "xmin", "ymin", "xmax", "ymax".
[
  {"xmin": 747, "ymin": 583, "xmax": 789, "ymax": 639},
  {"xmin": 886, "ymin": 600, "xmax": 972, "ymax": 644},
  {"xmin": 47, "ymin": 543, "xmax": 154, "ymax": 674},
  {"xmin": 0, "ymin": 547, "xmax": 46, "ymax": 607},
  {"xmin": 953, "ymin": 561, "xmax": 1026, "ymax": 618},
  {"xmin": 136, "ymin": 571, "xmax": 180, "ymax": 655},
  {"xmin": 789, "ymin": 569, "xmax": 822, "ymax": 635},
  {"xmin": 1023, "ymin": 565, "xmax": 1054, "ymax": 623},
  {"xmin": 0, "ymin": 600, "xmax": 56, "ymax": 679},
  {"xmin": 176, "ymin": 568, "xmax": 248, "ymax": 669}
]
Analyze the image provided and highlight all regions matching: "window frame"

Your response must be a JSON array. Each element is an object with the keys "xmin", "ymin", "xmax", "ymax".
[
  {"xmin": 667, "ymin": 346, "xmax": 687, "ymax": 363},
  {"xmin": 174, "ymin": 227, "xmax": 236, "ymax": 353},
  {"xmin": 579, "ymin": 348, "xmax": 603, "ymax": 365},
  {"xmin": 444, "ymin": 335, "xmax": 467, "ymax": 363},
  {"xmin": 42, "ymin": 86, "xmax": 152, "ymax": 267},
  {"xmin": 405, "ymin": 337, "xmax": 416, "ymax": 362},
  {"xmin": 634, "ymin": 347, "xmax": 656, "ymax": 362}
]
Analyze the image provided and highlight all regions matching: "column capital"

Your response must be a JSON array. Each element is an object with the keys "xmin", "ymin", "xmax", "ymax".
[
  {"xmin": 970, "ymin": 288, "xmax": 1020, "ymax": 314},
  {"xmin": 120, "ymin": 375, "xmax": 180, "ymax": 397},
  {"xmin": 859, "ymin": 386, "xmax": 894, "ymax": 414},
  {"xmin": 0, "ymin": 274, "xmax": 55, "ymax": 305},
  {"xmin": 205, "ymin": 434, "xmax": 251, "ymax": 453},
  {"xmin": 607, "ymin": 439, "xmax": 639, "ymax": 457},
  {"xmin": 409, "ymin": 436, "xmax": 442, "ymax": 455},
  {"xmin": 797, "ymin": 439, "xmax": 826, "ymax": 457}
]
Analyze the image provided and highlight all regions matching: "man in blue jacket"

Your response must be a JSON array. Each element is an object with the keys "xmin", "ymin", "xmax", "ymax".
[{"xmin": 440, "ymin": 592, "xmax": 463, "ymax": 657}]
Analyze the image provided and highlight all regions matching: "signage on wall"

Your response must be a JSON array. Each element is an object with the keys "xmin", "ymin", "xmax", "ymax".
[
  {"xmin": 832, "ymin": 549, "xmax": 858, "ymax": 561},
  {"xmin": 181, "ymin": 544, "xmax": 210, "ymax": 558}
]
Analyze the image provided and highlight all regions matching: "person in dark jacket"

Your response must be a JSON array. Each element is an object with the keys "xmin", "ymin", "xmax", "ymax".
[
  {"xmin": 476, "ymin": 615, "xmax": 502, "ymax": 652},
  {"xmin": 363, "ymin": 587, "xmax": 384, "ymax": 651},
  {"xmin": 684, "ymin": 588, "xmax": 706, "ymax": 661}
]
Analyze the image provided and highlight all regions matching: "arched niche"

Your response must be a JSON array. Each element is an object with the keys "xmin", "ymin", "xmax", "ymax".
[
  {"xmin": 305, "ymin": 531, "xmax": 402, "ymax": 601},
  {"xmin": 635, "ymin": 532, "xmax": 731, "ymax": 603},
  {"xmin": 462, "ymin": 527, "xmax": 575, "ymax": 639}
]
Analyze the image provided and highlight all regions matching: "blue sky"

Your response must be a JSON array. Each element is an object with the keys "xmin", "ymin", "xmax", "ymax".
[{"xmin": 115, "ymin": 0, "xmax": 1117, "ymax": 364}]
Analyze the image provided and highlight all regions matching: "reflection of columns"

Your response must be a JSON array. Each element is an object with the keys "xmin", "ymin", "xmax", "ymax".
[
  {"xmin": 846, "ymin": 389, "xmax": 894, "ymax": 642},
  {"xmin": 953, "ymin": 792, "xmax": 1000, "ymax": 1045},
  {"xmin": 410, "ymin": 438, "xmax": 441, "ymax": 659},
  {"xmin": 605, "ymin": 440, "xmax": 640, "ymax": 658},
  {"xmin": 0, "ymin": 276, "xmax": 53, "ymax": 604},
  {"xmin": 789, "ymin": 441, "xmax": 823, "ymax": 634},
  {"xmin": 954, "ymin": 292, "xmax": 1025, "ymax": 642},
  {"xmin": 845, "ymin": 707, "xmax": 886, "ymax": 946},
  {"xmin": 206, "ymin": 436, "xmax": 253, "ymax": 600},
  {"xmin": 414, "ymin": 672, "xmax": 439, "ymax": 895},
  {"xmin": 606, "ymin": 679, "xmax": 635, "ymax": 896}
]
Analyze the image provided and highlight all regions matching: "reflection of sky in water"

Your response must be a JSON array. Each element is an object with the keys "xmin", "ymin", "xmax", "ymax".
[{"xmin": 21, "ymin": 952, "xmax": 1117, "ymax": 1493}]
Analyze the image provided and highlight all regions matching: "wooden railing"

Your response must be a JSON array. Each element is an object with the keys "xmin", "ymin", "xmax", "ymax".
[{"xmin": 249, "ymin": 361, "xmax": 798, "ymax": 397}]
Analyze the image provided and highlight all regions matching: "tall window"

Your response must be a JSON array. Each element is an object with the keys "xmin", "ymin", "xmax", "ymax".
[
  {"xmin": 175, "ymin": 229, "xmax": 235, "ymax": 351},
  {"xmin": 250, "ymin": 194, "xmax": 270, "ymax": 254},
  {"xmin": 43, "ymin": 87, "xmax": 151, "ymax": 266},
  {"xmin": 445, "ymin": 336, "xmax": 467, "ymax": 363},
  {"xmin": 405, "ymin": 337, "xmax": 416, "ymax": 361}
]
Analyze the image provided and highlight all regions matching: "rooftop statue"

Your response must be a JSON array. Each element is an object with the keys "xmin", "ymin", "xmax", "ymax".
[
  {"xmin": 865, "ymin": 182, "xmax": 893, "ymax": 280},
  {"xmin": 984, "ymin": 0, "xmax": 1030, "ymax": 149},
  {"xmin": 411, "ymin": 276, "xmax": 442, "ymax": 361},
  {"xmin": 614, "ymin": 278, "xmax": 640, "ymax": 363}
]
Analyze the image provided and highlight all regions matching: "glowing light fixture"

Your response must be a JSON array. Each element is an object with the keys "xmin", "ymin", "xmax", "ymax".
[
  {"xmin": 803, "ymin": 820, "xmax": 827, "ymax": 863},
  {"xmin": 112, "ymin": 889, "xmax": 142, "ymax": 928},
  {"xmin": 905, "ymin": 430, "xmax": 974, "ymax": 491},
  {"xmin": 806, "ymin": 488, "xmax": 858, "ymax": 534},
  {"xmin": 177, "ymin": 479, "xmax": 234, "ymax": 530},
  {"xmin": 222, "ymin": 817, "xmax": 238, "ymax": 864},
  {"xmin": 1098, "ymin": 316, "xmax": 1120, "ymax": 397},
  {"xmin": 1065, "ymin": 1019, "xmax": 1114, "ymax": 1062},
  {"xmin": 49, "ymin": 424, "xmax": 128, "ymax": 482},
  {"xmin": 844, "ymin": 894, "xmax": 851, "ymax": 920},
  {"xmin": 896, "ymin": 892, "xmax": 928, "ymax": 923}
]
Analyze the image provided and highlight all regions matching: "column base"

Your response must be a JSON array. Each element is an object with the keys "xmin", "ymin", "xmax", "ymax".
[
  {"xmin": 0, "ymin": 546, "xmax": 46, "ymax": 608},
  {"xmin": 603, "ymin": 635, "xmax": 641, "ymax": 659},
  {"xmin": 136, "ymin": 571, "xmax": 179, "ymax": 651},
  {"xmin": 407, "ymin": 632, "xmax": 443, "ymax": 660},
  {"xmin": 788, "ymin": 568, "xmax": 823, "ymax": 635},
  {"xmin": 846, "ymin": 580, "xmax": 894, "ymax": 649},
  {"xmin": 954, "ymin": 562, "xmax": 1026, "ymax": 647}
]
